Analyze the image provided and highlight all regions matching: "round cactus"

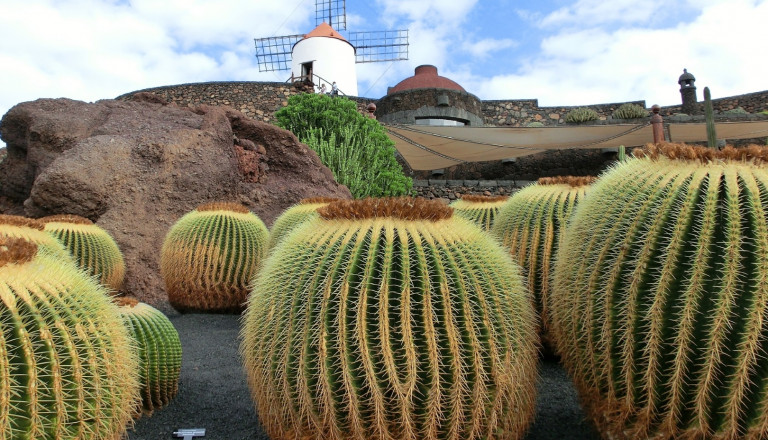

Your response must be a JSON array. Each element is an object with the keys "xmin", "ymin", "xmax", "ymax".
[
  {"xmin": 40, "ymin": 214, "xmax": 126, "ymax": 293},
  {"xmin": 0, "ymin": 235, "xmax": 139, "ymax": 439},
  {"xmin": 160, "ymin": 202, "xmax": 269, "ymax": 313},
  {"xmin": 242, "ymin": 197, "xmax": 538, "ymax": 440},
  {"xmin": 550, "ymin": 143, "xmax": 768, "ymax": 439},
  {"xmin": 449, "ymin": 194, "xmax": 508, "ymax": 231},
  {"xmin": 0, "ymin": 214, "xmax": 74, "ymax": 261},
  {"xmin": 490, "ymin": 176, "xmax": 594, "ymax": 350},
  {"xmin": 268, "ymin": 197, "xmax": 340, "ymax": 249},
  {"xmin": 115, "ymin": 297, "xmax": 182, "ymax": 415}
]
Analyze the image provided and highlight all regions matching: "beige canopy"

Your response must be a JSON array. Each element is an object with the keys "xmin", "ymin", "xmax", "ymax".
[{"xmin": 386, "ymin": 121, "xmax": 768, "ymax": 171}]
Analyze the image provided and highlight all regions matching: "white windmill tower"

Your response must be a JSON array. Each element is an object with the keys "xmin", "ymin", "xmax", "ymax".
[{"xmin": 254, "ymin": 0, "xmax": 409, "ymax": 97}]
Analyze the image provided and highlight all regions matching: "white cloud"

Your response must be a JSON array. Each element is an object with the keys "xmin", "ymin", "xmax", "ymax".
[
  {"xmin": 461, "ymin": 38, "xmax": 518, "ymax": 59},
  {"xmin": 539, "ymin": 0, "xmax": 666, "ymax": 28}
]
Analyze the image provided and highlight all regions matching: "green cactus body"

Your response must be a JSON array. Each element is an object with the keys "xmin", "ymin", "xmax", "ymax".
[
  {"xmin": 0, "ymin": 236, "xmax": 140, "ymax": 439},
  {"xmin": 268, "ymin": 197, "xmax": 339, "ymax": 250},
  {"xmin": 0, "ymin": 214, "xmax": 74, "ymax": 262},
  {"xmin": 490, "ymin": 177, "xmax": 594, "ymax": 351},
  {"xmin": 41, "ymin": 214, "xmax": 126, "ymax": 293},
  {"xmin": 242, "ymin": 198, "xmax": 538, "ymax": 440},
  {"xmin": 705, "ymin": 87, "xmax": 717, "ymax": 148},
  {"xmin": 550, "ymin": 143, "xmax": 768, "ymax": 439},
  {"xmin": 116, "ymin": 297, "xmax": 182, "ymax": 415},
  {"xmin": 449, "ymin": 195, "xmax": 508, "ymax": 231},
  {"xmin": 161, "ymin": 202, "xmax": 269, "ymax": 313}
]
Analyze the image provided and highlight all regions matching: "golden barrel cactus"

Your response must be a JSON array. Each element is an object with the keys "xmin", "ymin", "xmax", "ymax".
[
  {"xmin": 0, "ymin": 214, "xmax": 73, "ymax": 261},
  {"xmin": 115, "ymin": 297, "xmax": 182, "ymax": 415},
  {"xmin": 41, "ymin": 214, "xmax": 126, "ymax": 293},
  {"xmin": 0, "ymin": 236, "xmax": 139, "ymax": 439},
  {"xmin": 449, "ymin": 194, "xmax": 508, "ymax": 231},
  {"xmin": 160, "ymin": 202, "xmax": 269, "ymax": 313},
  {"xmin": 242, "ymin": 198, "xmax": 538, "ymax": 440},
  {"xmin": 268, "ymin": 197, "xmax": 339, "ymax": 249},
  {"xmin": 551, "ymin": 143, "xmax": 768, "ymax": 439},
  {"xmin": 490, "ymin": 176, "xmax": 594, "ymax": 349}
]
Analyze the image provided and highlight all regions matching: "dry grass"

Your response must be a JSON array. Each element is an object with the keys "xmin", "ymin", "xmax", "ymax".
[
  {"xmin": 114, "ymin": 296, "xmax": 140, "ymax": 308},
  {"xmin": 633, "ymin": 142, "xmax": 768, "ymax": 163},
  {"xmin": 0, "ymin": 236, "xmax": 38, "ymax": 267},
  {"xmin": 318, "ymin": 197, "xmax": 454, "ymax": 221},
  {"xmin": 0, "ymin": 214, "xmax": 45, "ymax": 231},
  {"xmin": 39, "ymin": 214, "xmax": 94, "ymax": 225},
  {"xmin": 537, "ymin": 176, "xmax": 597, "ymax": 187},
  {"xmin": 196, "ymin": 202, "xmax": 250, "ymax": 214}
]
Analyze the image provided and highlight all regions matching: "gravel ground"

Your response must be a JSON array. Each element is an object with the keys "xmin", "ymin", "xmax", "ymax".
[{"xmin": 128, "ymin": 314, "xmax": 600, "ymax": 440}]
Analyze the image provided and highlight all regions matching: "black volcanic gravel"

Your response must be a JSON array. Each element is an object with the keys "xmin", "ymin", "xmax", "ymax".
[{"xmin": 128, "ymin": 314, "xmax": 600, "ymax": 440}]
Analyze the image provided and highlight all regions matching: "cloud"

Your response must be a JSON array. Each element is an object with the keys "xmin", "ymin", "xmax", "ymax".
[
  {"xmin": 538, "ymin": 0, "xmax": 666, "ymax": 28},
  {"xmin": 461, "ymin": 38, "xmax": 518, "ymax": 59}
]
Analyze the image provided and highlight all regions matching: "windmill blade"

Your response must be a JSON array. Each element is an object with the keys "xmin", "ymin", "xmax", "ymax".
[
  {"xmin": 254, "ymin": 34, "xmax": 303, "ymax": 72},
  {"xmin": 348, "ymin": 30, "xmax": 409, "ymax": 63},
  {"xmin": 315, "ymin": 0, "xmax": 346, "ymax": 31}
]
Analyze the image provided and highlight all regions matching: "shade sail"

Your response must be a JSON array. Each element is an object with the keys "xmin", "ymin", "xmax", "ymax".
[
  {"xmin": 386, "ymin": 121, "xmax": 768, "ymax": 171},
  {"xmin": 385, "ymin": 124, "xmax": 654, "ymax": 170},
  {"xmin": 668, "ymin": 121, "xmax": 768, "ymax": 143}
]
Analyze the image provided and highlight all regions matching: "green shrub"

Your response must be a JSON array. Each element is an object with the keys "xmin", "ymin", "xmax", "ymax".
[
  {"xmin": 526, "ymin": 121, "xmax": 545, "ymax": 127},
  {"xmin": 275, "ymin": 93, "xmax": 411, "ymax": 198},
  {"xmin": 611, "ymin": 103, "xmax": 648, "ymax": 119},
  {"xmin": 723, "ymin": 106, "xmax": 749, "ymax": 115},
  {"xmin": 565, "ymin": 107, "xmax": 599, "ymax": 123}
]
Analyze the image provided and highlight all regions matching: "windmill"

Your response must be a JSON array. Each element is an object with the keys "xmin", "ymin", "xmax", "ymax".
[{"xmin": 254, "ymin": 0, "xmax": 409, "ymax": 97}]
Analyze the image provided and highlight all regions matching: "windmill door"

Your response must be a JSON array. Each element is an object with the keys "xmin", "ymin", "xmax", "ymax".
[{"xmin": 301, "ymin": 62, "xmax": 314, "ymax": 82}]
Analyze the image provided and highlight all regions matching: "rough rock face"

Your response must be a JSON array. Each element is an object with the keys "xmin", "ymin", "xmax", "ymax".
[{"xmin": 0, "ymin": 94, "xmax": 351, "ymax": 312}]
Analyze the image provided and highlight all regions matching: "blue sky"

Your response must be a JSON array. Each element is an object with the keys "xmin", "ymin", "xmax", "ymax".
[{"xmin": 1, "ymin": 0, "xmax": 767, "ymax": 148}]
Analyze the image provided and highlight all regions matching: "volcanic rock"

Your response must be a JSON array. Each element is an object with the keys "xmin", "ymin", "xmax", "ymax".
[{"xmin": 0, "ymin": 95, "xmax": 351, "ymax": 312}]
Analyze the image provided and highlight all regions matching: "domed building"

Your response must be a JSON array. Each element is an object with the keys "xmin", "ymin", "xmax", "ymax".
[{"xmin": 375, "ymin": 65, "xmax": 485, "ymax": 126}]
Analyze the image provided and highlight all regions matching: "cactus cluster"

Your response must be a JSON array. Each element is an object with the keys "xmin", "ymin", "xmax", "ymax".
[
  {"xmin": 242, "ymin": 197, "xmax": 538, "ymax": 440},
  {"xmin": 115, "ymin": 297, "xmax": 182, "ymax": 415},
  {"xmin": 449, "ymin": 194, "xmax": 508, "ymax": 231},
  {"xmin": 0, "ymin": 236, "xmax": 139, "ymax": 439},
  {"xmin": 551, "ymin": 143, "xmax": 768, "ymax": 439},
  {"xmin": 0, "ymin": 214, "xmax": 73, "ymax": 261},
  {"xmin": 611, "ymin": 103, "xmax": 648, "ymax": 119},
  {"xmin": 41, "ymin": 214, "xmax": 126, "ymax": 293},
  {"xmin": 268, "ymin": 197, "xmax": 339, "ymax": 249},
  {"xmin": 565, "ymin": 107, "xmax": 599, "ymax": 123},
  {"xmin": 491, "ymin": 176, "xmax": 594, "ymax": 351},
  {"xmin": 161, "ymin": 202, "xmax": 269, "ymax": 313}
]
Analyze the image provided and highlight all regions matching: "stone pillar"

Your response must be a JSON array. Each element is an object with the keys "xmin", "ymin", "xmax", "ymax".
[
  {"xmin": 651, "ymin": 105, "xmax": 665, "ymax": 144},
  {"xmin": 678, "ymin": 69, "xmax": 697, "ymax": 115}
]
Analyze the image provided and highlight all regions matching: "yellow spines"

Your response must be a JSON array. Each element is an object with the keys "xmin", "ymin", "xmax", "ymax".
[
  {"xmin": 449, "ymin": 195, "xmax": 509, "ymax": 231},
  {"xmin": 268, "ymin": 198, "xmax": 339, "ymax": 250},
  {"xmin": 0, "ymin": 214, "xmax": 74, "ymax": 262},
  {"xmin": 160, "ymin": 202, "xmax": 269, "ymax": 313},
  {"xmin": 40, "ymin": 214, "xmax": 126, "ymax": 293},
  {"xmin": 0, "ymin": 236, "xmax": 140, "ymax": 439},
  {"xmin": 242, "ymin": 197, "xmax": 538, "ymax": 440}
]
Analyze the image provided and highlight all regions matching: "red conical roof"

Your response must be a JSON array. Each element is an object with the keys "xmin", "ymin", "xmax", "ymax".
[
  {"xmin": 302, "ymin": 22, "xmax": 348, "ymax": 42},
  {"xmin": 388, "ymin": 65, "xmax": 465, "ymax": 94}
]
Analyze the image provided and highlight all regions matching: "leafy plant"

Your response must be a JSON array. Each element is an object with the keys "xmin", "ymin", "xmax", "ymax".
[
  {"xmin": 242, "ymin": 198, "xmax": 538, "ymax": 440},
  {"xmin": 723, "ymin": 106, "xmax": 749, "ymax": 115},
  {"xmin": 565, "ymin": 107, "xmax": 599, "ymax": 123},
  {"xmin": 275, "ymin": 93, "xmax": 412, "ymax": 198},
  {"xmin": 611, "ymin": 103, "xmax": 648, "ymax": 119}
]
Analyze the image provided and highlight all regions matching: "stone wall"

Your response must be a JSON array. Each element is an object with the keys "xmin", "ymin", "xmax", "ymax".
[
  {"xmin": 660, "ymin": 89, "xmax": 768, "ymax": 115},
  {"xmin": 410, "ymin": 179, "xmax": 522, "ymax": 202},
  {"xmin": 376, "ymin": 88, "xmax": 485, "ymax": 126},
  {"xmin": 482, "ymin": 99, "xmax": 648, "ymax": 126}
]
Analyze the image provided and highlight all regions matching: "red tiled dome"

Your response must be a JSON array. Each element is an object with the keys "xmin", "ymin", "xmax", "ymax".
[{"xmin": 388, "ymin": 65, "xmax": 465, "ymax": 94}]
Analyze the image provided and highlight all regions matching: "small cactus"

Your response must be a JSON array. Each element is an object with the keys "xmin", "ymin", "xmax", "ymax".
[
  {"xmin": 705, "ymin": 86, "xmax": 718, "ymax": 148},
  {"xmin": 491, "ymin": 176, "xmax": 595, "ymax": 352},
  {"xmin": 449, "ymin": 194, "xmax": 508, "ymax": 231},
  {"xmin": 565, "ymin": 107, "xmax": 599, "ymax": 123},
  {"xmin": 41, "ymin": 214, "xmax": 126, "ymax": 293},
  {"xmin": 612, "ymin": 103, "xmax": 648, "ymax": 119},
  {"xmin": 0, "ymin": 236, "xmax": 140, "ymax": 439},
  {"xmin": 268, "ymin": 197, "xmax": 340, "ymax": 249},
  {"xmin": 0, "ymin": 214, "xmax": 74, "ymax": 261},
  {"xmin": 160, "ymin": 202, "xmax": 269, "ymax": 313},
  {"xmin": 115, "ymin": 297, "xmax": 182, "ymax": 415},
  {"xmin": 242, "ymin": 197, "xmax": 538, "ymax": 440},
  {"xmin": 551, "ymin": 143, "xmax": 768, "ymax": 439}
]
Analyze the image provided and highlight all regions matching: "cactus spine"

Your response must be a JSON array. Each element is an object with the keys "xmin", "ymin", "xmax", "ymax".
[
  {"xmin": 449, "ymin": 194, "xmax": 508, "ymax": 231},
  {"xmin": 705, "ymin": 86, "xmax": 717, "ymax": 149},
  {"xmin": 115, "ymin": 297, "xmax": 182, "ymax": 415},
  {"xmin": 160, "ymin": 202, "xmax": 269, "ymax": 313},
  {"xmin": 550, "ymin": 143, "xmax": 768, "ymax": 439},
  {"xmin": 41, "ymin": 214, "xmax": 126, "ymax": 293},
  {"xmin": 0, "ymin": 236, "xmax": 140, "ymax": 439},
  {"xmin": 268, "ymin": 197, "xmax": 339, "ymax": 249},
  {"xmin": 242, "ymin": 198, "xmax": 538, "ymax": 440},
  {"xmin": 0, "ymin": 214, "xmax": 74, "ymax": 262},
  {"xmin": 490, "ymin": 176, "xmax": 594, "ymax": 351}
]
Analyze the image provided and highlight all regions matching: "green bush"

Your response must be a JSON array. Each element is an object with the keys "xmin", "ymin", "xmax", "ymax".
[
  {"xmin": 611, "ymin": 103, "xmax": 648, "ymax": 119},
  {"xmin": 275, "ymin": 93, "xmax": 412, "ymax": 198},
  {"xmin": 526, "ymin": 121, "xmax": 545, "ymax": 127},
  {"xmin": 723, "ymin": 106, "xmax": 749, "ymax": 115},
  {"xmin": 565, "ymin": 107, "xmax": 599, "ymax": 123}
]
